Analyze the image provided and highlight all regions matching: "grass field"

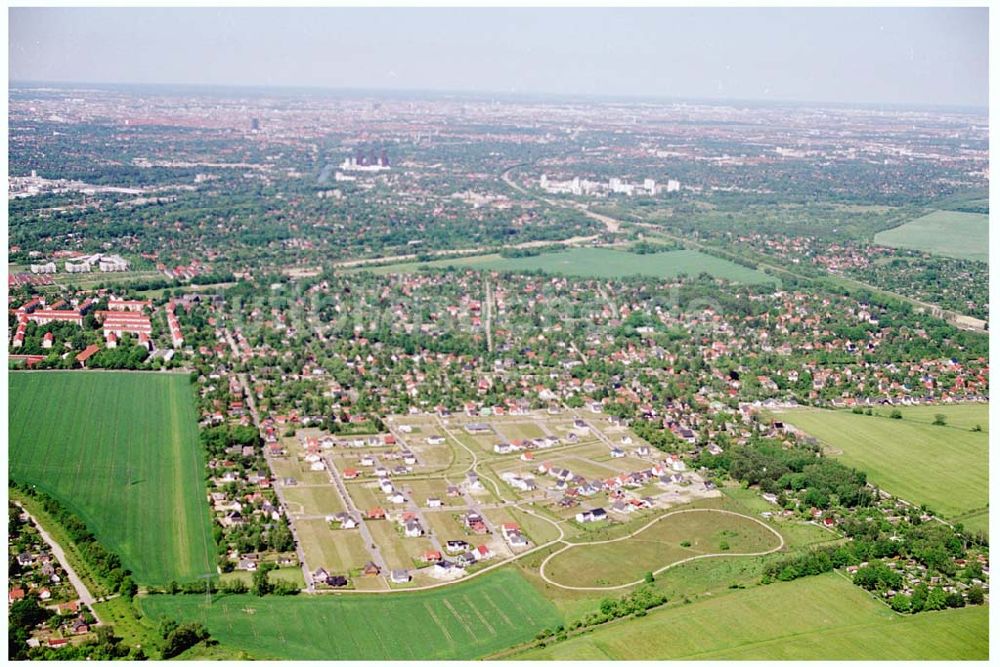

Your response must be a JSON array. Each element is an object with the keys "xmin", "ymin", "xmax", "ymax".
[
  {"xmin": 368, "ymin": 247, "xmax": 778, "ymax": 285},
  {"xmin": 863, "ymin": 403, "xmax": 989, "ymax": 432},
  {"xmin": 9, "ymin": 371, "xmax": 215, "ymax": 584},
  {"xmin": 281, "ymin": 485, "xmax": 345, "ymax": 515},
  {"xmin": 777, "ymin": 406, "xmax": 988, "ymax": 523},
  {"xmin": 512, "ymin": 573, "xmax": 988, "ymax": 660},
  {"xmin": 139, "ymin": 569, "xmax": 562, "ymax": 660},
  {"xmin": 543, "ymin": 510, "xmax": 781, "ymax": 587},
  {"xmin": 295, "ymin": 518, "xmax": 370, "ymax": 574},
  {"xmin": 220, "ymin": 567, "xmax": 305, "ymax": 588},
  {"xmin": 874, "ymin": 210, "xmax": 989, "ymax": 262}
]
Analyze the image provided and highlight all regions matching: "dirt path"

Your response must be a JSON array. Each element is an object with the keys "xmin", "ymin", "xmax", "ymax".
[{"xmin": 538, "ymin": 508, "xmax": 785, "ymax": 592}]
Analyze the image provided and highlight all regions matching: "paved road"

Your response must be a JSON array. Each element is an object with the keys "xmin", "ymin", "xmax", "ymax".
[
  {"xmin": 323, "ymin": 456, "xmax": 388, "ymax": 575},
  {"xmin": 16, "ymin": 503, "xmax": 102, "ymax": 622},
  {"xmin": 306, "ymin": 499, "xmax": 565, "ymax": 596},
  {"xmin": 484, "ymin": 275, "xmax": 494, "ymax": 354},
  {"xmin": 501, "ymin": 165, "xmax": 621, "ymax": 234},
  {"xmin": 223, "ymin": 326, "xmax": 314, "ymax": 591}
]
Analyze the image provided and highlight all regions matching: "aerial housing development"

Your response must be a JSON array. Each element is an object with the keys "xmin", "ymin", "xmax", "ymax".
[{"xmin": 5, "ymin": 6, "xmax": 990, "ymax": 663}]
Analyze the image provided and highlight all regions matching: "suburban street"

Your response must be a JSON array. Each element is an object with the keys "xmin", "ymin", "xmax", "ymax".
[
  {"xmin": 15, "ymin": 502, "xmax": 102, "ymax": 624},
  {"xmin": 223, "ymin": 325, "xmax": 314, "ymax": 591}
]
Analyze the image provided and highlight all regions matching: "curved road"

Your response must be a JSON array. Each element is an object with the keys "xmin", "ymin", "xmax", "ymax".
[{"xmin": 539, "ymin": 508, "xmax": 785, "ymax": 592}]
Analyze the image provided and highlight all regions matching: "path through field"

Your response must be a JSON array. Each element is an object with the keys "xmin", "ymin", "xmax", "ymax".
[{"xmin": 539, "ymin": 508, "xmax": 785, "ymax": 591}]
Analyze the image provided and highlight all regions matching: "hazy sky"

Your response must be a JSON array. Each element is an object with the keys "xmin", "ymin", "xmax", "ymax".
[{"xmin": 9, "ymin": 7, "xmax": 989, "ymax": 107}]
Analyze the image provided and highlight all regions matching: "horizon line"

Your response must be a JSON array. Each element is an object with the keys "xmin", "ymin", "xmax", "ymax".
[{"xmin": 9, "ymin": 78, "xmax": 989, "ymax": 115}]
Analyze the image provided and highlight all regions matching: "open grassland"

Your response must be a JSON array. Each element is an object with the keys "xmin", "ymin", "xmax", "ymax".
[
  {"xmin": 512, "ymin": 573, "xmax": 987, "ymax": 660},
  {"xmin": 864, "ymin": 403, "xmax": 989, "ymax": 432},
  {"xmin": 874, "ymin": 210, "xmax": 989, "ymax": 262},
  {"xmin": 368, "ymin": 247, "xmax": 778, "ymax": 284},
  {"xmin": 9, "ymin": 371, "xmax": 215, "ymax": 584},
  {"xmin": 778, "ymin": 406, "xmax": 988, "ymax": 523},
  {"xmin": 543, "ymin": 510, "xmax": 781, "ymax": 588},
  {"xmin": 512, "ymin": 495, "xmax": 846, "ymax": 622},
  {"xmin": 139, "ymin": 569, "xmax": 562, "ymax": 660}
]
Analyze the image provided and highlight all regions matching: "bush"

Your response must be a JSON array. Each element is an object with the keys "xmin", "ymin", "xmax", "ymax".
[
  {"xmin": 889, "ymin": 594, "xmax": 911, "ymax": 613},
  {"xmin": 589, "ymin": 586, "xmax": 667, "ymax": 628},
  {"xmin": 923, "ymin": 587, "xmax": 948, "ymax": 611},
  {"xmin": 161, "ymin": 622, "xmax": 211, "ymax": 659}
]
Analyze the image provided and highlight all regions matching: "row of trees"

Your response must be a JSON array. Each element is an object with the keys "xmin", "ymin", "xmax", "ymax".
[{"xmin": 10, "ymin": 481, "xmax": 133, "ymax": 597}]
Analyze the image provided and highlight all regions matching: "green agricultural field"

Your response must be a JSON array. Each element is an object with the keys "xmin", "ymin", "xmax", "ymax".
[
  {"xmin": 543, "ymin": 510, "xmax": 781, "ymax": 588},
  {"xmin": 874, "ymin": 210, "xmax": 989, "ymax": 262},
  {"xmin": 368, "ymin": 247, "xmax": 778, "ymax": 285},
  {"xmin": 864, "ymin": 403, "xmax": 989, "ymax": 432},
  {"xmin": 9, "ymin": 371, "xmax": 215, "ymax": 584},
  {"xmin": 512, "ymin": 573, "xmax": 987, "ymax": 660},
  {"xmin": 778, "ymin": 406, "xmax": 988, "ymax": 523},
  {"xmin": 139, "ymin": 569, "xmax": 562, "ymax": 660}
]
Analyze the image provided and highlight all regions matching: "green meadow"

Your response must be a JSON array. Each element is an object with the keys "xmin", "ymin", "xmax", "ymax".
[
  {"xmin": 777, "ymin": 405, "xmax": 988, "ymax": 527},
  {"xmin": 543, "ymin": 510, "xmax": 781, "ymax": 588},
  {"xmin": 874, "ymin": 210, "xmax": 989, "ymax": 262},
  {"xmin": 513, "ymin": 573, "xmax": 987, "ymax": 660},
  {"xmin": 368, "ymin": 247, "xmax": 779, "ymax": 284},
  {"xmin": 9, "ymin": 371, "xmax": 215, "ymax": 584},
  {"xmin": 139, "ymin": 569, "xmax": 562, "ymax": 660}
]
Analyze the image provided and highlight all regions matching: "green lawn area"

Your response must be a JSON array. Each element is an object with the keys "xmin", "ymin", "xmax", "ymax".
[
  {"xmin": 295, "ymin": 518, "xmax": 370, "ymax": 574},
  {"xmin": 543, "ymin": 510, "xmax": 781, "ymax": 588},
  {"xmin": 9, "ymin": 371, "xmax": 215, "ymax": 584},
  {"xmin": 777, "ymin": 406, "xmax": 988, "ymax": 522},
  {"xmin": 874, "ymin": 210, "xmax": 989, "ymax": 262},
  {"xmin": 139, "ymin": 569, "xmax": 562, "ymax": 660},
  {"xmin": 512, "ymin": 573, "xmax": 987, "ymax": 660},
  {"xmin": 219, "ymin": 567, "xmax": 305, "ymax": 588},
  {"xmin": 367, "ymin": 247, "xmax": 778, "ymax": 284},
  {"xmin": 281, "ymin": 484, "xmax": 345, "ymax": 515}
]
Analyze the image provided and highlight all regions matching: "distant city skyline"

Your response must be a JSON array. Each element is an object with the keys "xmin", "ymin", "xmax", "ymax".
[{"xmin": 9, "ymin": 7, "xmax": 989, "ymax": 108}]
